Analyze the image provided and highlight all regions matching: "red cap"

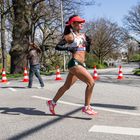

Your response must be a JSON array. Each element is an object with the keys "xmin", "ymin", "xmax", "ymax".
[{"xmin": 66, "ymin": 16, "xmax": 85, "ymax": 26}]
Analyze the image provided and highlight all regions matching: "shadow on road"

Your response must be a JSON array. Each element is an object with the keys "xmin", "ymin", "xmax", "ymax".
[
  {"xmin": 4, "ymin": 107, "xmax": 92, "ymax": 140},
  {"xmin": 0, "ymin": 107, "xmax": 92, "ymax": 120},
  {"xmin": 96, "ymin": 78, "xmax": 140, "ymax": 88},
  {"xmin": 0, "ymin": 86, "xmax": 27, "ymax": 89},
  {"xmin": 0, "ymin": 107, "xmax": 46, "ymax": 115},
  {"xmin": 91, "ymin": 103, "xmax": 137, "ymax": 110}
]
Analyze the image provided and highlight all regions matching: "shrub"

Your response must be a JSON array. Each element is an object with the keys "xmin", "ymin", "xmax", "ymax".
[
  {"xmin": 130, "ymin": 54, "xmax": 140, "ymax": 62},
  {"xmin": 133, "ymin": 68, "xmax": 140, "ymax": 75}
]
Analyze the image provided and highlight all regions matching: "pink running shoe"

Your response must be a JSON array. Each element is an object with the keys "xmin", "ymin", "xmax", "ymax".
[
  {"xmin": 82, "ymin": 105, "xmax": 98, "ymax": 116},
  {"xmin": 47, "ymin": 100, "xmax": 56, "ymax": 115}
]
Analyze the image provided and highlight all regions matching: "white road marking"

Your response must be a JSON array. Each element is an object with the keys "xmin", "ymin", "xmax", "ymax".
[
  {"xmin": 89, "ymin": 125, "xmax": 140, "ymax": 136},
  {"xmin": 32, "ymin": 96, "xmax": 140, "ymax": 116},
  {"xmin": 32, "ymin": 96, "xmax": 82, "ymax": 107},
  {"xmin": 9, "ymin": 88, "xmax": 17, "ymax": 92}
]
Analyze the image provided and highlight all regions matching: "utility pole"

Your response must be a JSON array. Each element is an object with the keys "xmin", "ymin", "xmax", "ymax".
[{"xmin": 60, "ymin": 0, "xmax": 66, "ymax": 71}]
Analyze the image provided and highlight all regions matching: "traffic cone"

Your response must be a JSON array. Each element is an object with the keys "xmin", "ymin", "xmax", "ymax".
[
  {"xmin": 55, "ymin": 66, "xmax": 62, "ymax": 80},
  {"xmin": 22, "ymin": 67, "xmax": 29, "ymax": 82},
  {"xmin": 1, "ymin": 68, "xmax": 8, "ymax": 83},
  {"xmin": 117, "ymin": 66, "xmax": 123, "ymax": 80},
  {"xmin": 93, "ymin": 66, "xmax": 100, "ymax": 80}
]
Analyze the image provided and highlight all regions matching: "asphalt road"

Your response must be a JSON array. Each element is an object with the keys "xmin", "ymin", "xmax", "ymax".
[{"xmin": 0, "ymin": 62, "xmax": 140, "ymax": 140}]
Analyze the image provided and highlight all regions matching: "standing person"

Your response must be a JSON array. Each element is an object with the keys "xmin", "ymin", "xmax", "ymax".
[
  {"xmin": 27, "ymin": 43, "xmax": 44, "ymax": 88},
  {"xmin": 47, "ymin": 15, "xmax": 97, "ymax": 116}
]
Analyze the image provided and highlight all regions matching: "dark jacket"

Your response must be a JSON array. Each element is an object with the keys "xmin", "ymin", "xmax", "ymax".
[{"xmin": 27, "ymin": 49, "xmax": 41, "ymax": 65}]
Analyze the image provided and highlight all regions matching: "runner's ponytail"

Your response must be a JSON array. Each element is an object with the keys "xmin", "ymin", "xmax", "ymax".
[{"xmin": 85, "ymin": 35, "xmax": 91, "ymax": 53}]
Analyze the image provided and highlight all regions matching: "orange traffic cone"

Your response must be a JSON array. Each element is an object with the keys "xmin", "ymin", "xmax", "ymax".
[
  {"xmin": 23, "ymin": 67, "xmax": 29, "ymax": 82},
  {"xmin": 93, "ymin": 66, "xmax": 100, "ymax": 80},
  {"xmin": 1, "ymin": 68, "xmax": 8, "ymax": 83},
  {"xmin": 117, "ymin": 66, "xmax": 123, "ymax": 80},
  {"xmin": 55, "ymin": 66, "xmax": 62, "ymax": 80}
]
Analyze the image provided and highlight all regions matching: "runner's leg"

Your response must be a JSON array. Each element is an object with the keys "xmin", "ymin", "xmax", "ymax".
[
  {"xmin": 53, "ymin": 72, "xmax": 78, "ymax": 103},
  {"xmin": 70, "ymin": 66, "xmax": 95, "ymax": 106}
]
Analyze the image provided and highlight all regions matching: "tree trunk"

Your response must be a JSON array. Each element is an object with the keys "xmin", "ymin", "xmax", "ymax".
[
  {"xmin": 1, "ymin": 1, "xmax": 7, "ymax": 70},
  {"xmin": 10, "ymin": 0, "xmax": 30, "ymax": 74}
]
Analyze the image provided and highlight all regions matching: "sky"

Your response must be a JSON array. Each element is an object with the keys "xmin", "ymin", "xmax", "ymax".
[{"xmin": 83, "ymin": 0, "xmax": 140, "ymax": 27}]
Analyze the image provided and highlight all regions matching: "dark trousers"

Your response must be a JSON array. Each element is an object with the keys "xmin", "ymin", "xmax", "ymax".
[{"xmin": 28, "ymin": 64, "xmax": 44, "ymax": 88}]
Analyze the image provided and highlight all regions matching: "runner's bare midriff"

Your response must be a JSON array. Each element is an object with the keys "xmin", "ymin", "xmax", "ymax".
[{"xmin": 72, "ymin": 51, "xmax": 86, "ymax": 63}]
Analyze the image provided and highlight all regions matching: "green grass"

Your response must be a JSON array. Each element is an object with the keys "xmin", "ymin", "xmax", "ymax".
[
  {"xmin": 40, "ymin": 70, "xmax": 55, "ymax": 76},
  {"xmin": 0, "ymin": 73, "xmax": 23, "ymax": 79},
  {"xmin": 0, "ymin": 70, "xmax": 57, "ymax": 80},
  {"xmin": 133, "ymin": 69, "xmax": 140, "ymax": 76}
]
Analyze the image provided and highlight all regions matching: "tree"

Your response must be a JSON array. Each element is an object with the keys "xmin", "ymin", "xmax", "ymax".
[
  {"xmin": 124, "ymin": 4, "xmax": 140, "ymax": 35},
  {"xmin": 0, "ymin": 0, "xmax": 7, "ymax": 69},
  {"xmin": 0, "ymin": 48, "xmax": 2, "ymax": 64},
  {"xmin": 9, "ymin": 0, "xmax": 30, "ymax": 74},
  {"xmin": 3, "ymin": 0, "xmax": 95, "ymax": 73},
  {"xmin": 124, "ymin": 3, "xmax": 140, "ymax": 67},
  {"xmin": 122, "ymin": 39, "xmax": 138, "ymax": 62},
  {"xmin": 87, "ymin": 18, "xmax": 124, "ymax": 64},
  {"xmin": 32, "ymin": 0, "xmax": 95, "ymax": 70}
]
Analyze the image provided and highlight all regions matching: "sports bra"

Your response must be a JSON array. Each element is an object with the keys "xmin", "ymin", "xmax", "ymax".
[{"xmin": 67, "ymin": 30, "xmax": 86, "ymax": 51}]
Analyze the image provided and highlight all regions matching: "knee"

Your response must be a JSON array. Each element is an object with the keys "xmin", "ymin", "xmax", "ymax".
[{"xmin": 87, "ymin": 80, "xmax": 95, "ymax": 88}]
